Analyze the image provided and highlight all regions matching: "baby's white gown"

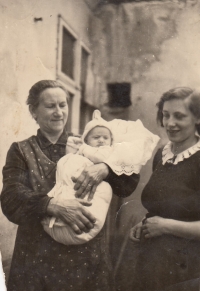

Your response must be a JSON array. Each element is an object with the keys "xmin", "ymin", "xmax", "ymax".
[
  {"xmin": 42, "ymin": 151, "xmax": 113, "ymax": 245},
  {"xmin": 42, "ymin": 119, "xmax": 160, "ymax": 245}
]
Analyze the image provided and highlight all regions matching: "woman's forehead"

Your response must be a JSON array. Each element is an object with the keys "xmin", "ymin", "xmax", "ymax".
[
  {"xmin": 163, "ymin": 99, "xmax": 189, "ymax": 112},
  {"xmin": 39, "ymin": 87, "xmax": 67, "ymax": 102}
]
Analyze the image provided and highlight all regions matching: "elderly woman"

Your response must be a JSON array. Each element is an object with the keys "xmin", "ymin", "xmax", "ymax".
[
  {"xmin": 130, "ymin": 87, "xmax": 200, "ymax": 291},
  {"xmin": 1, "ymin": 80, "xmax": 139, "ymax": 291}
]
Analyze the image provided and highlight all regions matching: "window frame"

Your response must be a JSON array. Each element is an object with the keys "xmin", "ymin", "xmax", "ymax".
[
  {"xmin": 57, "ymin": 15, "xmax": 80, "ymax": 89},
  {"xmin": 56, "ymin": 15, "xmax": 92, "ymax": 134},
  {"xmin": 80, "ymin": 41, "xmax": 91, "ymax": 100}
]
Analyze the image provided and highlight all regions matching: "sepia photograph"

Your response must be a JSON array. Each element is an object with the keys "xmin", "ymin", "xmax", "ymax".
[{"xmin": 0, "ymin": 0, "xmax": 200, "ymax": 290}]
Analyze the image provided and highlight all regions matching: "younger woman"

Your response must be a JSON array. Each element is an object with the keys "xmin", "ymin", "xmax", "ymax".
[{"xmin": 130, "ymin": 87, "xmax": 200, "ymax": 291}]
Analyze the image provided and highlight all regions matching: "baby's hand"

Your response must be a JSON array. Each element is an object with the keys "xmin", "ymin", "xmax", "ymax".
[{"xmin": 66, "ymin": 136, "xmax": 82, "ymax": 154}]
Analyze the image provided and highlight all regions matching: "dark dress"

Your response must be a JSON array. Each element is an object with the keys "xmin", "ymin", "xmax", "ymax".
[
  {"xmin": 1, "ymin": 129, "xmax": 139, "ymax": 291},
  {"xmin": 133, "ymin": 143, "xmax": 200, "ymax": 291}
]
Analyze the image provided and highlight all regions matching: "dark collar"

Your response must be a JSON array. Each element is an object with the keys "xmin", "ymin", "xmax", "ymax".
[{"xmin": 36, "ymin": 129, "xmax": 68, "ymax": 149}]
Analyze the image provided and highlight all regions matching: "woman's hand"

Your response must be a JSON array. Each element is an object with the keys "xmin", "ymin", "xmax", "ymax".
[
  {"xmin": 72, "ymin": 163, "xmax": 109, "ymax": 201},
  {"xmin": 141, "ymin": 216, "xmax": 167, "ymax": 239},
  {"xmin": 129, "ymin": 221, "xmax": 143, "ymax": 242},
  {"xmin": 47, "ymin": 198, "xmax": 96, "ymax": 234},
  {"xmin": 131, "ymin": 217, "xmax": 200, "ymax": 241}
]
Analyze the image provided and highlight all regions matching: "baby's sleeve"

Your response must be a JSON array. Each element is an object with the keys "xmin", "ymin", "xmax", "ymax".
[
  {"xmin": 78, "ymin": 144, "xmax": 112, "ymax": 164},
  {"xmin": 66, "ymin": 136, "xmax": 82, "ymax": 154}
]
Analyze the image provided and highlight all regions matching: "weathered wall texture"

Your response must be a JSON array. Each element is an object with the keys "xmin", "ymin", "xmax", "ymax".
[
  {"xmin": 1, "ymin": 0, "xmax": 200, "ymax": 286},
  {"xmin": 90, "ymin": 0, "xmax": 200, "ymax": 203},
  {"xmin": 0, "ymin": 0, "xmax": 95, "ymax": 277},
  {"xmin": 91, "ymin": 0, "xmax": 200, "ymax": 127},
  {"xmin": 90, "ymin": 4, "xmax": 200, "ymax": 287}
]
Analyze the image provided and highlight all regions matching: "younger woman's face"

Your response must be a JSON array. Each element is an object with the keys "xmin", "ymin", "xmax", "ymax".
[
  {"xmin": 86, "ymin": 126, "xmax": 112, "ymax": 147},
  {"xmin": 162, "ymin": 99, "xmax": 199, "ymax": 147}
]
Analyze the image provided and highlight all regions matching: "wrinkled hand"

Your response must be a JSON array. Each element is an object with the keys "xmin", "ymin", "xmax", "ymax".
[
  {"xmin": 141, "ymin": 216, "xmax": 167, "ymax": 239},
  {"xmin": 47, "ymin": 198, "xmax": 96, "ymax": 234},
  {"xmin": 129, "ymin": 221, "xmax": 143, "ymax": 242},
  {"xmin": 72, "ymin": 163, "xmax": 109, "ymax": 201}
]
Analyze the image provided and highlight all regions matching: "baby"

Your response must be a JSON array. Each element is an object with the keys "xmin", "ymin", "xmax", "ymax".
[{"xmin": 42, "ymin": 110, "xmax": 159, "ymax": 245}]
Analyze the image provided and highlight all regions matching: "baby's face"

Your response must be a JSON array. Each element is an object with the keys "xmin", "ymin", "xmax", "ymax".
[{"xmin": 86, "ymin": 126, "xmax": 112, "ymax": 147}]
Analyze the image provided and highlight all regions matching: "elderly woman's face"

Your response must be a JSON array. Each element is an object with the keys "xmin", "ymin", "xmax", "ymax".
[
  {"xmin": 33, "ymin": 87, "xmax": 68, "ymax": 135},
  {"xmin": 162, "ymin": 99, "xmax": 199, "ymax": 146}
]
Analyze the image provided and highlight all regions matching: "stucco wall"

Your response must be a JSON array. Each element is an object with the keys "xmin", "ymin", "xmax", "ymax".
[
  {"xmin": 2, "ymin": 0, "xmax": 200, "ymax": 285},
  {"xmin": 92, "ymin": 0, "xmax": 200, "ymax": 123},
  {"xmin": 0, "ymin": 0, "xmax": 95, "ymax": 278},
  {"xmin": 91, "ymin": 0, "xmax": 200, "ymax": 207},
  {"xmin": 90, "ymin": 4, "xmax": 200, "ymax": 286}
]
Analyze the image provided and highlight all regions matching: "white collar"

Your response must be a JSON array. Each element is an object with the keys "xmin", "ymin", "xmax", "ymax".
[{"xmin": 162, "ymin": 139, "xmax": 200, "ymax": 165}]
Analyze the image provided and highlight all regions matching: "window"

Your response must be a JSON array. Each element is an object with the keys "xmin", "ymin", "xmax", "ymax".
[
  {"xmin": 79, "ymin": 102, "xmax": 96, "ymax": 134},
  {"xmin": 65, "ymin": 92, "xmax": 74, "ymax": 133},
  {"xmin": 107, "ymin": 83, "xmax": 131, "ymax": 107},
  {"xmin": 61, "ymin": 27, "xmax": 76, "ymax": 79},
  {"xmin": 57, "ymin": 15, "xmax": 78, "ymax": 87},
  {"xmin": 57, "ymin": 15, "xmax": 92, "ymax": 134},
  {"xmin": 79, "ymin": 46, "xmax": 95, "ymax": 133},
  {"xmin": 80, "ymin": 47, "xmax": 89, "ymax": 99}
]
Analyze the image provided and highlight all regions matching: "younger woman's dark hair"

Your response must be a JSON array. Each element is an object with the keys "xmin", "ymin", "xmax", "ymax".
[
  {"xmin": 26, "ymin": 80, "xmax": 69, "ymax": 110},
  {"xmin": 156, "ymin": 87, "xmax": 200, "ymax": 134}
]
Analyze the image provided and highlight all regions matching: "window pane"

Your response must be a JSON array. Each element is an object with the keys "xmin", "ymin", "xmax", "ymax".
[
  {"xmin": 61, "ymin": 27, "xmax": 76, "ymax": 79},
  {"xmin": 79, "ymin": 101, "xmax": 96, "ymax": 134},
  {"xmin": 107, "ymin": 83, "xmax": 131, "ymax": 107},
  {"xmin": 80, "ymin": 49, "xmax": 92, "ymax": 133},
  {"xmin": 80, "ymin": 48, "xmax": 89, "ymax": 100},
  {"xmin": 65, "ymin": 92, "xmax": 73, "ymax": 132}
]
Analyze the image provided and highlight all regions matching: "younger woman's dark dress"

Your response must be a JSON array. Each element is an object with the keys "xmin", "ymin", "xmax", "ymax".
[{"xmin": 134, "ymin": 143, "xmax": 200, "ymax": 291}]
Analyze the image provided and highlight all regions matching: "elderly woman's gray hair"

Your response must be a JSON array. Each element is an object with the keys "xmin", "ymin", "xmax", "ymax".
[{"xmin": 26, "ymin": 80, "xmax": 69, "ymax": 110}]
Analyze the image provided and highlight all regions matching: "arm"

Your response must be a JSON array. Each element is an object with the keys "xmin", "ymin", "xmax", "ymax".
[
  {"xmin": 73, "ymin": 163, "xmax": 140, "ymax": 201},
  {"xmin": 78, "ymin": 144, "xmax": 112, "ymax": 164},
  {"xmin": 130, "ymin": 217, "xmax": 200, "ymax": 242},
  {"xmin": 1, "ymin": 143, "xmax": 96, "ymax": 234},
  {"xmin": 129, "ymin": 217, "xmax": 200, "ymax": 242},
  {"xmin": 0, "ymin": 143, "xmax": 51, "ymax": 225},
  {"xmin": 105, "ymin": 165, "xmax": 140, "ymax": 197},
  {"xmin": 140, "ymin": 216, "xmax": 200, "ymax": 241},
  {"xmin": 164, "ymin": 219, "xmax": 200, "ymax": 240}
]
